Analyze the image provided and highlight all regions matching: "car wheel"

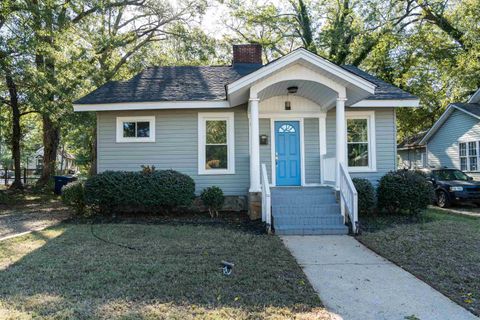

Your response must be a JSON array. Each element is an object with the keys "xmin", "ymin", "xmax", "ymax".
[{"xmin": 437, "ymin": 190, "xmax": 451, "ymax": 208}]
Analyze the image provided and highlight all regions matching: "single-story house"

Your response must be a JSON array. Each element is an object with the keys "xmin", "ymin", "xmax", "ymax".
[
  {"xmin": 419, "ymin": 88, "xmax": 480, "ymax": 180},
  {"xmin": 28, "ymin": 146, "xmax": 77, "ymax": 174},
  {"xmin": 74, "ymin": 44, "xmax": 419, "ymax": 234},
  {"xmin": 397, "ymin": 131, "xmax": 427, "ymax": 169}
]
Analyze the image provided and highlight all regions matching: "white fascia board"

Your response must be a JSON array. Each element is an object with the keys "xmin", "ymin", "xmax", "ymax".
[
  {"xmin": 73, "ymin": 100, "xmax": 230, "ymax": 112},
  {"xmin": 468, "ymin": 88, "xmax": 480, "ymax": 103},
  {"xmin": 452, "ymin": 105, "xmax": 480, "ymax": 121},
  {"xmin": 227, "ymin": 48, "xmax": 376, "ymax": 95},
  {"xmin": 351, "ymin": 99, "xmax": 420, "ymax": 107}
]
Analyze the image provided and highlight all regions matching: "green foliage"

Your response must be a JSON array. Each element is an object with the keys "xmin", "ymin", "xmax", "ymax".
[
  {"xmin": 377, "ymin": 170, "xmax": 434, "ymax": 215},
  {"xmin": 0, "ymin": 191, "xmax": 11, "ymax": 205},
  {"xmin": 61, "ymin": 181, "xmax": 86, "ymax": 215},
  {"xmin": 352, "ymin": 178, "xmax": 375, "ymax": 215},
  {"xmin": 84, "ymin": 170, "xmax": 195, "ymax": 214},
  {"xmin": 200, "ymin": 186, "xmax": 225, "ymax": 218}
]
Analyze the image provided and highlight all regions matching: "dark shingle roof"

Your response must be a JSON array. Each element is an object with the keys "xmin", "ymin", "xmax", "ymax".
[
  {"xmin": 341, "ymin": 65, "xmax": 418, "ymax": 100},
  {"xmin": 75, "ymin": 64, "xmax": 262, "ymax": 104},
  {"xmin": 75, "ymin": 60, "xmax": 417, "ymax": 105},
  {"xmin": 397, "ymin": 131, "xmax": 428, "ymax": 149},
  {"xmin": 452, "ymin": 102, "xmax": 480, "ymax": 117}
]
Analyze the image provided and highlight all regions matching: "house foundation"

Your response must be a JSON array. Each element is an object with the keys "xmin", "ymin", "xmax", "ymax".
[{"xmin": 248, "ymin": 192, "xmax": 262, "ymax": 220}]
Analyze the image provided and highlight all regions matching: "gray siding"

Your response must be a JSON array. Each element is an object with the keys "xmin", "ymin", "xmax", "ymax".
[
  {"xmin": 97, "ymin": 106, "xmax": 250, "ymax": 196},
  {"xmin": 259, "ymin": 119, "xmax": 272, "ymax": 182},
  {"xmin": 427, "ymin": 109, "xmax": 480, "ymax": 179},
  {"xmin": 326, "ymin": 108, "xmax": 396, "ymax": 185},
  {"xmin": 304, "ymin": 118, "xmax": 321, "ymax": 184},
  {"xmin": 398, "ymin": 147, "xmax": 426, "ymax": 169}
]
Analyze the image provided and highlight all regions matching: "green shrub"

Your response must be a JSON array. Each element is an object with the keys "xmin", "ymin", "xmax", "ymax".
[
  {"xmin": 0, "ymin": 191, "xmax": 10, "ymax": 205},
  {"xmin": 61, "ymin": 181, "xmax": 86, "ymax": 215},
  {"xmin": 352, "ymin": 178, "xmax": 375, "ymax": 215},
  {"xmin": 377, "ymin": 170, "xmax": 434, "ymax": 215},
  {"xmin": 201, "ymin": 186, "xmax": 225, "ymax": 217},
  {"xmin": 84, "ymin": 170, "xmax": 195, "ymax": 214}
]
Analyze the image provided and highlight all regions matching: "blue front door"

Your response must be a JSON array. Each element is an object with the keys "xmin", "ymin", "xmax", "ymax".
[{"xmin": 275, "ymin": 121, "xmax": 301, "ymax": 186}]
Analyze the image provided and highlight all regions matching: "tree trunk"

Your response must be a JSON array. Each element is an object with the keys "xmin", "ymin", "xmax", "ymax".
[
  {"xmin": 37, "ymin": 115, "xmax": 60, "ymax": 186},
  {"xmin": 89, "ymin": 125, "xmax": 97, "ymax": 176},
  {"xmin": 5, "ymin": 73, "xmax": 23, "ymax": 189}
]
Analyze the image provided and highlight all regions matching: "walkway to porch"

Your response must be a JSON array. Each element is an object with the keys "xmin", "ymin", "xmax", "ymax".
[{"xmin": 271, "ymin": 187, "xmax": 348, "ymax": 235}]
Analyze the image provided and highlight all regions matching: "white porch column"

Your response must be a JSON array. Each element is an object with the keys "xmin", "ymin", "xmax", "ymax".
[
  {"xmin": 335, "ymin": 97, "xmax": 347, "ymax": 189},
  {"xmin": 249, "ymin": 97, "xmax": 261, "ymax": 192}
]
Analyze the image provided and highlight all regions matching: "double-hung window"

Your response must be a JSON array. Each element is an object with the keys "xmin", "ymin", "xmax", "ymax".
[
  {"xmin": 346, "ymin": 111, "xmax": 376, "ymax": 172},
  {"xmin": 198, "ymin": 112, "xmax": 235, "ymax": 174},
  {"xmin": 459, "ymin": 141, "xmax": 478, "ymax": 171},
  {"xmin": 116, "ymin": 116, "xmax": 155, "ymax": 142}
]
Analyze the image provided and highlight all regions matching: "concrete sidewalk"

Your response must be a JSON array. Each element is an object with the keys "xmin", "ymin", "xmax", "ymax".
[{"xmin": 282, "ymin": 235, "xmax": 478, "ymax": 320}]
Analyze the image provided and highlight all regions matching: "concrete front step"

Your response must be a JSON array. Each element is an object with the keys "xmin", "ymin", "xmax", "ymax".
[
  {"xmin": 271, "ymin": 186, "xmax": 346, "ymax": 235},
  {"xmin": 273, "ymin": 203, "xmax": 341, "ymax": 216},
  {"xmin": 275, "ymin": 225, "xmax": 348, "ymax": 235},
  {"xmin": 274, "ymin": 214, "xmax": 344, "ymax": 226},
  {"xmin": 272, "ymin": 194, "xmax": 337, "ymax": 206}
]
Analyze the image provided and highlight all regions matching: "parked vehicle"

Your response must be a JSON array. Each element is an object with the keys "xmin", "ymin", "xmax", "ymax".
[
  {"xmin": 418, "ymin": 168, "xmax": 480, "ymax": 208},
  {"xmin": 0, "ymin": 170, "xmax": 14, "ymax": 179}
]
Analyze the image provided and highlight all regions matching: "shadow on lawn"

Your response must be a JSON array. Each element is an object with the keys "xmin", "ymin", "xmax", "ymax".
[{"xmin": 0, "ymin": 222, "xmax": 322, "ymax": 318}]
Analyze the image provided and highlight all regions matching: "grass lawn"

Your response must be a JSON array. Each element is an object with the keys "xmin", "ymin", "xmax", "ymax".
[
  {"xmin": 357, "ymin": 209, "xmax": 480, "ymax": 316},
  {"xmin": 0, "ymin": 218, "xmax": 328, "ymax": 319}
]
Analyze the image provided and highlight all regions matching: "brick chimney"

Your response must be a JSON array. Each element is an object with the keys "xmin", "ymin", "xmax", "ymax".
[{"xmin": 232, "ymin": 44, "xmax": 263, "ymax": 65}]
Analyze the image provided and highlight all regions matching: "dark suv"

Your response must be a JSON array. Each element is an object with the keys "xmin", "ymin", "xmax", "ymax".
[{"xmin": 418, "ymin": 168, "xmax": 480, "ymax": 208}]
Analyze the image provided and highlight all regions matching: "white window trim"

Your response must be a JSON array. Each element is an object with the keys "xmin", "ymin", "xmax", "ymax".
[
  {"xmin": 116, "ymin": 116, "xmax": 155, "ymax": 143},
  {"xmin": 198, "ymin": 112, "xmax": 235, "ymax": 175},
  {"xmin": 345, "ymin": 111, "xmax": 377, "ymax": 172},
  {"xmin": 458, "ymin": 140, "xmax": 479, "ymax": 172}
]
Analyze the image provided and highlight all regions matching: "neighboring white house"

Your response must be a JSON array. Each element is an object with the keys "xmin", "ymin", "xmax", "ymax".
[
  {"xmin": 419, "ymin": 88, "xmax": 480, "ymax": 180},
  {"xmin": 397, "ymin": 131, "xmax": 427, "ymax": 169},
  {"xmin": 74, "ymin": 44, "xmax": 419, "ymax": 234},
  {"xmin": 28, "ymin": 146, "xmax": 77, "ymax": 174}
]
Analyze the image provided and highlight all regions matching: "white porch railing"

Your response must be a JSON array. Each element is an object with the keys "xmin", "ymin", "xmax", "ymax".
[
  {"xmin": 261, "ymin": 163, "xmax": 272, "ymax": 233},
  {"xmin": 339, "ymin": 162, "xmax": 359, "ymax": 234}
]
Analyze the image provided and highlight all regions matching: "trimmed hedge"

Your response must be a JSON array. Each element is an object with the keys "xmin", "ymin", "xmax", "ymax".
[
  {"xmin": 201, "ymin": 186, "xmax": 225, "ymax": 217},
  {"xmin": 61, "ymin": 181, "xmax": 86, "ymax": 215},
  {"xmin": 352, "ymin": 178, "xmax": 375, "ymax": 215},
  {"xmin": 85, "ymin": 170, "xmax": 195, "ymax": 213},
  {"xmin": 377, "ymin": 169, "xmax": 434, "ymax": 215}
]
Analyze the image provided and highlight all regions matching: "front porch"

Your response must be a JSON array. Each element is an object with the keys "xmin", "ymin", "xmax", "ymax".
[{"xmin": 226, "ymin": 51, "xmax": 372, "ymax": 234}]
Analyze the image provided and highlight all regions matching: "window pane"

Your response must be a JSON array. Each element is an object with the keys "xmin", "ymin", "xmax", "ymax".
[
  {"xmin": 347, "ymin": 119, "xmax": 368, "ymax": 142},
  {"xmin": 206, "ymin": 145, "xmax": 228, "ymax": 169},
  {"xmin": 136, "ymin": 122, "xmax": 150, "ymax": 137},
  {"xmin": 123, "ymin": 122, "xmax": 136, "ymax": 137},
  {"xmin": 206, "ymin": 120, "xmax": 227, "ymax": 144},
  {"xmin": 459, "ymin": 143, "xmax": 467, "ymax": 157},
  {"xmin": 348, "ymin": 143, "xmax": 369, "ymax": 167},
  {"xmin": 461, "ymin": 157, "xmax": 467, "ymax": 171},
  {"xmin": 470, "ymin": 157, "xmax": 477, "ymax": 171},
  {"xmin": 469, "ymin": 142, "xmax": 477, "ymax": 156}
]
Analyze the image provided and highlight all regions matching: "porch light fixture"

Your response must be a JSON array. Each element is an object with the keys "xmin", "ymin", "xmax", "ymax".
[
  {"xmin": 260, "ymin": 134, "xmax": 268, "ymax": 145},
  {"xmin": 287, "ymin": 86, "xmax": 298, "ymax": 94},
  {"xmin": 285, "ymin": 101, "xmax": 291, "ymax": 110}
]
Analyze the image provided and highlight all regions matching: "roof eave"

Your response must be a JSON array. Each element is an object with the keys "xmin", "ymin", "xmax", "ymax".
[
  {"xmin": 352, "ymin": 99, "xmax": 420, "ymax": 108},
  {"xmin": 73, "ymin": 100, "xmax": 230, "ymax": 112}
]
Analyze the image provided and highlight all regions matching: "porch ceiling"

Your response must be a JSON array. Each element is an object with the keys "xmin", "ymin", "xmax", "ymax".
[
  {"xmin": 258, "ymin": 80, "xmax": 337, "ymax": 109},
  {"xmin": 228, "ymin": 54, "xmax": 376, "ymax": 108}
]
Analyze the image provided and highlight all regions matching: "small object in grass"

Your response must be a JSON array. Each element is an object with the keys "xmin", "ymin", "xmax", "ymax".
[{"xmin": 221, "ymin": 260, "xmax": 234, "ymax": 275}]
